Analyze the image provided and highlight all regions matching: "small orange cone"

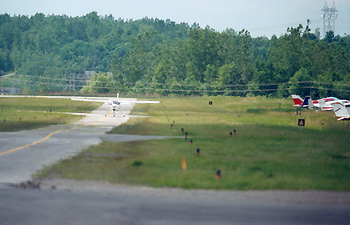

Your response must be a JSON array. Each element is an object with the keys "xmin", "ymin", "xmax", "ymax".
[{"xmin": 181, "ymin": 158, "xmax": 187, "ymax": 171}]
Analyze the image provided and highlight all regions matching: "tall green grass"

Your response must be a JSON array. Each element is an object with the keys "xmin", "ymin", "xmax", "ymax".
[
  {"xmin": 36, "ymin": 96, "xmax": 350, "ymax": 190},
  {"xmin": 0, "ymin": 97, "xmax": 100, "ymax": 131}
]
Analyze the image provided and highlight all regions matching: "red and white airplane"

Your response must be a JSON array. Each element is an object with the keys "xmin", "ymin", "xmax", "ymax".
[
  {"xmin": 292, "ymin": 95, "xmax": 349, "ymax": 111},
  {"xmin": 331, "ymin": 101, "xmax": 350, "ymax": 120}
]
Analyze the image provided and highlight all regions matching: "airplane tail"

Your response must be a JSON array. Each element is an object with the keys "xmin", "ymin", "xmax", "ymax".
[
  {"xmin": 292, "ymin": 95, "xmax": 304, "ymax": 106},
  {"xmin": 331, "ymin": 102, "xmax": 350, "ymax": 120},
  {"xmin": 304, "ymin": 96, "xmax": 314, "ymax": 109}
]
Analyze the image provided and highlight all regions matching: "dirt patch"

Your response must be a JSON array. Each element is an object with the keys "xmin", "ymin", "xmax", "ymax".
[{"xmin": 9, "ymin": 180, "xmax": 41, "ymax": 189}]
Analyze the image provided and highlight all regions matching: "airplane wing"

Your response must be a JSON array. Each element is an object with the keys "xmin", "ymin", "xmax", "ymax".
[
  {"xmin": 71, "ymin": 98, "xmax": 107, "ymax": 103},
  {"xmin": 120, "ymin": 100, "xmax": 160, "ymax": 104},
  {"xmin": 331, "ymin": 102, "xmax": 350, "ymax": 120},
  {"xmin": 71, "ymin": 98, "xmax": 159, "ymax": 104}
]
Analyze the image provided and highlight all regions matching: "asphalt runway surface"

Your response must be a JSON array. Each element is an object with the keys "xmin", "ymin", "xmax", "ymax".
[
  {"xmin": 0, "ymin": 97, "xmax": 134, "ymax": 183},
  {"xmin": 0, "ymin": 96, "xmax": 349, "ymax": 224},
  {"xmin": 0, "ymin": 97, "xmax": 173, "ymax": 183},
  {"xmin": 1, "ymin": 183, "xmax": 349, "ymax": 225}
]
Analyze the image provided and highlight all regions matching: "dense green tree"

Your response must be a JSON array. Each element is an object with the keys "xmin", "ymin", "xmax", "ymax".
[
  {"xmin": 80, "ymin": 72, "xmax": 114, "ymax": 93},
  {"xmin": 0, "ymin": 13, "xmax": 349, "ymax": 97},
  {"xmin": 288, "ymin": 67, "xmax": 312, "ymax": 97}
]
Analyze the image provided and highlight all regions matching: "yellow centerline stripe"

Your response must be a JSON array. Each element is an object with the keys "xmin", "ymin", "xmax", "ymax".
[
  {"xmin": 0, "ymin": 130, "xmax": 62, "ymax": 157},
  {"xmin": 101, "ymin": 110, "xmax": 113, "ymax": 122},
  {"xmin": 1, "ymin": 108, "xmax": 113, "ymax": 157}
]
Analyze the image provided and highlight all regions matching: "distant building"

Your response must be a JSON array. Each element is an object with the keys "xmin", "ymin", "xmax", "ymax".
[
  {"xmin": 84, "ymin": 71, "xmax": 95, "ymax": 80},
  {"xmin": 1, "ymin": 87, "xmax": 20, "ymax": 94}
]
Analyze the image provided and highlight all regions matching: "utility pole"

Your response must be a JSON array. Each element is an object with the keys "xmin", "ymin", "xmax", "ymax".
[
  {"xmin": 69, "ymin": 74, "xmax": 72, "ymax": 92},
  {"xmin": 69, "ymin": 73, "xmax": 76, "ymax": 92},
  {"xmin": 321, "ymin": 1, "xmax": 338, "ymax": 38}
]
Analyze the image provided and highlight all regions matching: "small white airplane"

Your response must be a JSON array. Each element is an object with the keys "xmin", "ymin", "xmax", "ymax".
[
  {"xmin": 292, "ymin": 95, "xmax": 349, "ymax": 111},
  {"xmin": 71, "ymin": 93, "xmax": 159, "ymax": 117},
  {"xmin": 331, "ymin": 101, "xmax": 350, "ymax": 120}
]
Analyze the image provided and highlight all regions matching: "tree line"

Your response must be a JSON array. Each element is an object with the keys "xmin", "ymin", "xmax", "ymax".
[{"xmin": 1, "ymin": 13, "xmax": 350, "ymax": 98}]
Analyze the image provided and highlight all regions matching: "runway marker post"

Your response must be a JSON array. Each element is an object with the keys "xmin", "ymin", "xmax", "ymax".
[{"xmin": 216, "ymin": 170, "xmax": 221, "ymax": 179}]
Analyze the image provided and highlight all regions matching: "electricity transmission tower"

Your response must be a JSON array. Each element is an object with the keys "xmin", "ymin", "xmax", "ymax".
[
  {"xmin": 306, "ymin": 19, "xmax": 311, "ymax": 28},
  {"xmin": 321, "ymin": 1, "xmax": 338, "ymax": 37}
]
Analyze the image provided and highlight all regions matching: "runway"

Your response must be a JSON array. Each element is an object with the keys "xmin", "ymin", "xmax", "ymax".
[
  {"xmin": 0, "ymin": 96, "xmax": 349, "ymax": 224},
  {"xmin": 0, "ymin": 97, "xmax": 135, "ymax": 183}
]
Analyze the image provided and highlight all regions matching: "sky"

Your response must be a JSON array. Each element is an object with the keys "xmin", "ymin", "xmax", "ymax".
[{"xmin": 1, "ymin": 0, "xmax": 349, "ymax": 38}]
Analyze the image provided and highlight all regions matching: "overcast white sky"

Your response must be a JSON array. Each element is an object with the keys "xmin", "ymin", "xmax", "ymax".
[{"xmin": 1, "ymin": 0, "xmax": 349, "ymax": 38}]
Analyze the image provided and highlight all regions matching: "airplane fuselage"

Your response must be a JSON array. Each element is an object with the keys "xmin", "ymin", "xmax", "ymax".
[{"xmin": 109, "ymin": 100, "xmax": 121, "ymax": 111}]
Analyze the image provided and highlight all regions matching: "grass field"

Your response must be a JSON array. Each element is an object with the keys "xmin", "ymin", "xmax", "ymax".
[
  {"xmin": 0, "ymin": 97, "xmax": 101, "ymax": 132},
  {"xmin": 36, "ymin": 96, "xmax": 350, "ymax": 190}
]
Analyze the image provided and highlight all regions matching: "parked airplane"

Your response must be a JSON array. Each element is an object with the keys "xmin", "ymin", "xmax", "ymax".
[
  {"xmin": 71, "ymin": 93, "xmax": 159, "ymax": 116},
  {"xmin": 331, "ymin": 101, "xmax": 350, "ymax": 120},
  {"xmin": 292, "ymin": 95, "xmax": 349, "ymax": 111}
]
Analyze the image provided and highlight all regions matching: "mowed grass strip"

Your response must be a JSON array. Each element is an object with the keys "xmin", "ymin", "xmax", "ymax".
[
  {"xmin": 36, "ymin": 96, "xmax": 350, "ymax": 190},
  {"xmin": 0, "ymin": 97, "xmax": 101, "ymax": 132}
]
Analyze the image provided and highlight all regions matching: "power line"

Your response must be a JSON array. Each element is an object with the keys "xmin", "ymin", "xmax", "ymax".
[
  {"xmin": 6, "ymin": 74, "xmax": 350, "ymax": 88},
  {"xmin": 3, "ymin": 77, "xmax": 350, "ymax": 94}
]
